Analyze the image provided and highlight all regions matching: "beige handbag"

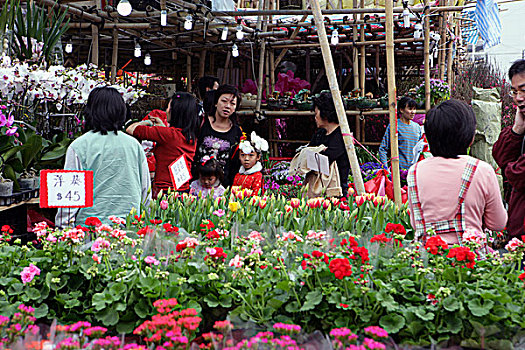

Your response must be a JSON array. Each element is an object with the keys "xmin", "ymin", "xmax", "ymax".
[
  {"xmin": 305, "ymin": 163, "xmax": 343, "ymax": 198},
  {"xmin": 304, "ymin": 153, "xmax": 343, "ymax": 199}
]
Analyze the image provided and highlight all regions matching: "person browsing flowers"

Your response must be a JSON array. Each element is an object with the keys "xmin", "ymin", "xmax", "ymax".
[
  {"xmin": 193, "ymin": 84, "xmax": 243, "ymax": 187},
  {"xmin": 126, "ymin": 92, "xmax": 200, "ymax": 197},
  {"xmin": 233, "ymin": 132, "xmax": 268, "ymax": 195}
]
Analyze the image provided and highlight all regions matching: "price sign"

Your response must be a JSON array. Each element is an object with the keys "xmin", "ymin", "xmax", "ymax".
[
  {"xmin": 40, "ymin": 170, "xmax": 94, "ymax": 208},
  {"xmin": 169, "ymin": 155, "xmax": 192, "ymax": 190}
]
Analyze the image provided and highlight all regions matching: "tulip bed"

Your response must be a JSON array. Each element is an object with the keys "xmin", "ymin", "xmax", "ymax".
[{"xmin": 1, "ymin": 190, "xmax": 525, "ymax": 349}]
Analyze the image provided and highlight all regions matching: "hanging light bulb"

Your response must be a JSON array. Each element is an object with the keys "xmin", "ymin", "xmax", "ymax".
[
  {"xmin": 134, "ymin": 41, "xmax": 141, "ymax": 57},
  {"xmin": 402, "ymin": 9, "xmax": 410, "ymax": 28},
  {"xmin": 65, "ymin": 40, "xmax": 73, "ymax": 54},
  {"xmin": 116, "ymin": 0, "xmax": 132, "ymax": 16},
  {"xmin": 184, "ymin": 14, "xmax": 193, "ymax": 30},
  {"xmin": 232, "ymin": 43, "xmax": 239, "ymax": 57},
  {"xmin": 331, "ymin": 28, "xmax": 339, "ymax": 46},
  {"xmin": 144, "ymin": 52, "xmax": 151, "ymax": 65},
  {"xmin": 413, "ymin": 22, "xmax": 423, "ymax": 39},
  {"xmin": 161, "ymin": 10, "xmax": 167, "ymax": 26},
  {"xmin": 221, "ymin": 26, "xmax": 229, "ymax": 41},
  {"xmin": 236, "ymin": 25, "xmax": 244, "ymax": 40}
]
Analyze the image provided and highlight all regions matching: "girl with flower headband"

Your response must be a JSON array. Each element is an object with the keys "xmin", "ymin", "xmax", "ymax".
[
  {"xmin": 189, "ymin": 156, "xmax": 226, "ymax": 198},
  {"xmin": 232, "ymin": 132, "xmax": 268, "ymax": 195}
]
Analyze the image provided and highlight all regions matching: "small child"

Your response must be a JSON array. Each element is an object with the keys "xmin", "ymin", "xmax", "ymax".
[
  {"xmin": 189, "ymin": 157, "xmax": 226, "ymax": 198},
  {"xmin": 232, "ymin": 132, "xmax": 268, "ymax": 195}
]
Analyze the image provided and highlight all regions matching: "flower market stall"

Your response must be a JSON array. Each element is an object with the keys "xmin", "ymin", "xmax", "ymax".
[{"xmin": 2, "ymin": 0, "xmax": 517, "ymax": 349}]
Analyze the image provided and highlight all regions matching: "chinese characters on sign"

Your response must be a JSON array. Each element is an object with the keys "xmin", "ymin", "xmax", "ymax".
[
  {"xmin": 169, "ymin": 155, "xmax": 191, "ymax": 190},
  {"xmin": 40, "ymin": 170, "xmax": 94, "ymax": 208}
]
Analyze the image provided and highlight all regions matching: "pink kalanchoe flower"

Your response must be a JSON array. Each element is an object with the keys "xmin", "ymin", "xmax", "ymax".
[
  {"xmin": 46, "ymin": 234, "xmax": 57, "ymax": 243},
  {"xmin": 160, "ymin": 200, "xmax": 169, "ymax": 210},
  {"xmin": 248, "ymin": 230, "xmax": 265, "ymax": 242},
  {"xmin": 144, "ymin": 255, "xmax": 160, "ymax": 266},
  {"xmin": 363, "ymin": 337, "xmax": 386, "ymax": 350},
  {"xmin": 364, "ymin": 326, "xmax": 388, "ymax": 339}
]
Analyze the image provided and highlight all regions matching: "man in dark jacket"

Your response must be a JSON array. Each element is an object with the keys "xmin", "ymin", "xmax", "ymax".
[{"xmin": 493, "ymin": 59, "xmax": 525, "ymax": 238}]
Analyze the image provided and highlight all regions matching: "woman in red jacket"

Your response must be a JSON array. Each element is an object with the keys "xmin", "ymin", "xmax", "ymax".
[{"xmin": 127, "ymin": 92, "xmax": 200, "ymax": 197}]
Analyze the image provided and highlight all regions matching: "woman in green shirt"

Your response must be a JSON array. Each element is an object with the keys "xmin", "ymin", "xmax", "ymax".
[{"xmin": 55, "ymin": 87, "xmax": 151, "ymax": 228}]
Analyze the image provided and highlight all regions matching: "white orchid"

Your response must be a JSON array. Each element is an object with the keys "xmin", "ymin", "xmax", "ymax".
[{"xmin": 0, "ymin": 56, "xmax": 144, "ymax": 107}]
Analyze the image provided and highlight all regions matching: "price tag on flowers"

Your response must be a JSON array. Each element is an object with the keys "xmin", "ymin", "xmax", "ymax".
[
  {"xmin": 39, "ymin": 170, "xmax": 94, "ymax": 208},
  {"xmin": 169, "ymin": 155, "xmax": 192, "ymax": 190}
]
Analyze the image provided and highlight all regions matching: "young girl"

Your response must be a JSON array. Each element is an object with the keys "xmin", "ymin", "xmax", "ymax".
[
  {"xmin": 189, "ymin": 157, "xmax": 226, "ymax": 198},
  {"xmin": 232, "ymin": 132, "xmax": 268, "ymax": 195}
]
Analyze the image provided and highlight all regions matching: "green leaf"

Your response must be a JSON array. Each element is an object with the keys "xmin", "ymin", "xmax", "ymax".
[
  {"xmin": 442, "ymin": 313, "xmax": 462, "ymax": 334},
  {"xmin": 204, "ymin": 294, "xmax": 219, "ymax": 308},
  {"xmin": 25, "ymin": 287, "xmax": 41, "ymax": 300},
  {"xmin": 109, "ymin": 283, "xmax": 127, "ymax": 299},
  {"xmin": 95, "ymin": 307, "xmax": 119, "ymax": 326},
  {"xmin": 8, "ymin": 282, "xmax": 24, "ymax": 295},
  {"xmin": 414, "ymin": 308, "xmax": 435, "ymax": 321},
  {"xmin": 219, "ymin": 294, "xmax": 232, "ymax": 308},
  {"xmin": 134, "ymin": 298, "xmax": 150, "ymax": 318},
  {"xmin": 300, "ymin": 290, "xmax": 323, "ymax": 311},
  {"xmin": 405, "ymin": 321, "xmax": 424, "ymax": 338},
  {"xmin": 186, "ymin": 300, "xmax": 202, "ymax": 313},
  {"xmin": 467, "ymin": 298, "xmax": 494, "ymax": 317},
  {"xmin": 92, "ymin": 292, "xmax": 108, "ymax": 311},
  {"xmin": 379, "ymin": 313, "xmax": 405, "ymax": 334},
  {"xmin": 285, "ymin": 301, "xmax": 300, "ymax": 313},
  {"xmin": 116, "ymin": 321, "xmax": 136, "ymax": 334},
  {"xmin": 442, "ymin": 296, "xmax": 460, "ymax": 312},
  {"xmin": 34, "ymin": 303, "xmax": 48, "ymax": 318},
  {"xmin": 487, "ymin": 339, "xmax": 513, "ymax": 350}
]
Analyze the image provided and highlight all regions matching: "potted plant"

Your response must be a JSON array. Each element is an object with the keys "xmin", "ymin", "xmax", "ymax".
[
  {"xmin": 292, "ymin": 89, "xmax": 313, "ymax": 111},
  {"xmin": 0, "ymin": 155, "xmax": 13, "ymax": 197}
]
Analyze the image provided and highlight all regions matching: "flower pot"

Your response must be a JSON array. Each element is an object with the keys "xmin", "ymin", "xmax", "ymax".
[
  {"xmin": 33, "ymin": 177, "xmax": 40, "ymax": 190},
  {"xmin": 19, "ymin": 177, "xmax": 35, "ymax": 190},
  {"xmin": 0, "ymin": 180, "xmax": 13, "ymax": 197}
]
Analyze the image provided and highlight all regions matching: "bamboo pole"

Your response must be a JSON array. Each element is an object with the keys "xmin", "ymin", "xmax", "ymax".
[
  {"xmin": 306, "ymin": 49, "xmax": 311, "ymax": 83},
  {"xmin": 110, "ymin": 27, "xmax": 118, "ymax": 84},
  {"xmin": 199, "ymin": 50, "xmax": 207, "ymax": 78},
  {"xmin": 424, "ymin": 1, "xmax": 431, "ymax": 111},
  {"xmin": 265, "ymin": 50, "xmax": 271, "ymax": 98},
  {"xmin": 91, "ymin": 24, "xmax": 99, "ymax": 66},
  {"xmin": 271, "ymin": 37, "xmax": 424, "ymax": 49},
  {"xmin": 270, "ymin": 49, "xmax": 276, "ymax": 92},
  {"xmin": 359, "ymin": 0, "xmax": 366, "ymax": 97},
  {"xmin": 224, "ymin": 52, "xmax": 231, "ymax": 84},
  {"xmin": 91, "ymin": 0, "xmax": 101, "ymax": 66},
  {"xmin": 438, "ymin": 2, "xmax": 448, "ymax": 80},
  {"xmin": 255, "ymin": 0, "xmax": 268, "ymax": 114},
  {"xmin": 212, "ymin": 6, "xmax": 466, "ymax": 16},
  {"xmin": 384, "ymin": 0, "xmax": 401, "ymax": 206},
  {"xmin": 187, "ymin": 54, "xmax": 192, "ymax": 92},
  {"xmin": 352, "ymin": 0, "xmax": 359, "ymax": 90},
  {"xmin": 311, "ymin": 0, "xmax": 365, "ymax": 195}
]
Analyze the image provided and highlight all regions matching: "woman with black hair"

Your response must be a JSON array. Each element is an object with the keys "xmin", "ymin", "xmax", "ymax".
[
  {"xmin": 407, "ymin": 99, "xmax": 507, "ymax": 245},
  {"xmin": 126, "ymin": 92, "xmax": 200, "ymax": 196},
  {"xmin": 56, "ymin": 86, "xmax": 151, "ymax": 228},
  {"xmin": 308, "ymin": 91, "xmax": 350, "ymax": 197},
  {"xmin": 379, "ymin": 96, "xmax": 422, "ymax": 171},
  {"xmin": 194, "ymin": 84, "xmax": 243, "ymax": 187}
]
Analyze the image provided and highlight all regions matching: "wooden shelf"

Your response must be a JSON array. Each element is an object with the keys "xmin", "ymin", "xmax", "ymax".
[{"xmin": 0, "ymin": 198, "xmax": 40, "ymax": 212}]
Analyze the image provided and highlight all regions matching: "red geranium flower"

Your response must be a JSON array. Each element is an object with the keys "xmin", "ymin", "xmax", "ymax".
[
  {"xmin": 447, "ymin": 246, "xmax": 476, "ymax": 268},
  {"xmin": 385, "ymin": 223, "xmax": 406, "ymax": 236},
  {"xmin": 350, "ymin": 246, "xmax": 370, "ymax": 263},
  {"xmin": 137, "ymin": 225, "xmax": 153, "ymax": 237},
  {"xmin": 329, "ymin": 258, "xmax": 352, "ymax": 279},
  {"xmin": 370, "ymin": 233, "xmax": 392, "ymax": 244},
  {"xmin": 425, "ymin": 236, "xmax": 448, "ymax": 255},
  {"xmin": 85, "ymin": 217, "xmax": 101, "ymax": 227}
]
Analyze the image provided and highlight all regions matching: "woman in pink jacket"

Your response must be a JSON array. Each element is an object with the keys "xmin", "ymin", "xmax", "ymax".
[{"xmin": 407, "ymin": 99, "xmax": 507, "ymax": 245}]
